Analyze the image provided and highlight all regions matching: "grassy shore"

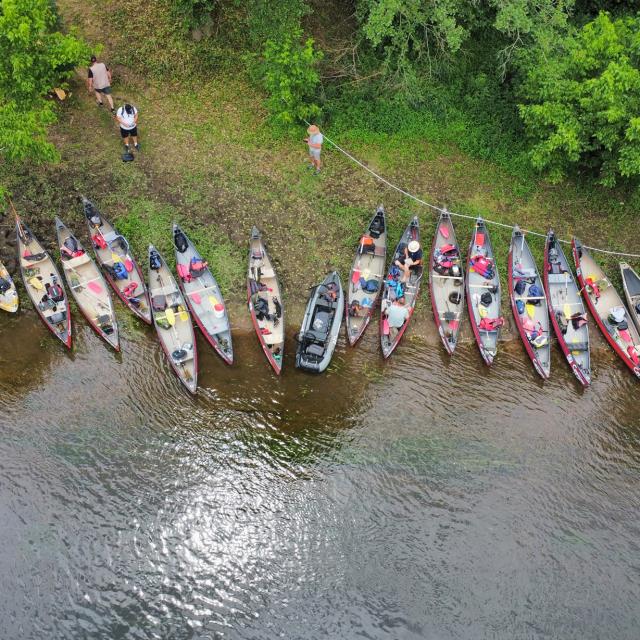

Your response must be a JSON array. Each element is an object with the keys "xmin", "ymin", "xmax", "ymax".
[{"xmin": 2, "ymin": 0, "xmax": 639, "ymax": 316}]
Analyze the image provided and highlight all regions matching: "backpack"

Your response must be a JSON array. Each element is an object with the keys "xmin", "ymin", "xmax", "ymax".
[
  {"xmin": 64, "ymin": 236, "xmax": 78, "ymax": 254},
  {"xmin": 480, "ymin": 291, "xmax": 492, "ymax": 306},
  {"xmin": 369, "ymin": 215, "xmax": 384, "ymax": 238},
  {"xmin": 92, "ymin": 234, "xmax": 107, "ymax": 250},
  {"xmin": 363, "ymin": 279, "xmax": 379, "ymax": 293},
  {"xmin": 174, "ymin": 230, "xmax": 188, "ymax": 253},
  {"xmin": 516, "ymin": 299, "xmax": 525, "ymax": 315},
  {"xmin": 190, "ymin": 257, "xmax": 206, "ymax": 275},
  {"xmin": 152, "ymin": 294, "xmax": 166, "ymax": 311},
  {"xmin": 514, "ymin": 279, "xmax": 526, "ymax": 295},
  {"xmin": 150, "ymin": 250, "xmax": 162, "ymax": 270},
  {"xmin": 388, "ymin": 265, "xmax": 401, "ymax": 279},
  {"xmin": 0, "ymin": 277, "xmax": 10, "ymax": 294},
  {"xmin": 113, "ymin": 261, "xmax": 128, "ymax": 279},
  {"xmin": 47, "ymin": 283, "xmax": 64, "ymax": 302},
  {"xmin": 529, "ymin": 284, "xmax": 543, "ymax": 299}
]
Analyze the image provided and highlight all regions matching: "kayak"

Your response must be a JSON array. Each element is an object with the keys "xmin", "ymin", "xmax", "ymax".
[
  {"xmin": 573, "ymin": 238, "xmax": 640, "ymax": 379},
  {"xmin": 16, "ymin": 216, "xmax": 72, "ymax": 348},
  {"xmin": 430, "ymin": 211, "xmax": 465, "ymax": 355},
  {"xmin": 148, "ymin": 245, "xmax": 198, "ymax": 394},
  {"xmin": 465, "ymin": 218, "xmax": 501, "ymax": 365},
  {"xmin": 296, "ymin": 271, "xmax": 344, "ymax": 373},
  {"xmin": 380, "ymin": 215, "xmax": 422, "ymax": 358},
  {"xmin": 83, "ymin": 197, "xmax": 152, "ymax": 325},
  {"xmin": 620, "ymin": 261, "xmax": 640, "ymax": 336},
  {"xmin": 173, "ymin": 223, "xmax": 233, "ymax": 364},
  {"xmin": 247, "ymin": 226, "xmax": 285, "ymax": 374},
  {"xmin": 508, "ymin": 226, "xmax": 551, "ymax": 379},
  {"xmin": 346, "ymin": 206, "xmax": 387, "ymax": 346},
  {"xmin": 55, "ymin": 217, "xmax": 119, "ymax": 351},
  {"xmin": 544, "ymin": 231, "xmax": 590, "ymax": 386},
  {"xmin": 0, "ymin": 260, "xmax": 18, "ymax": 313}
]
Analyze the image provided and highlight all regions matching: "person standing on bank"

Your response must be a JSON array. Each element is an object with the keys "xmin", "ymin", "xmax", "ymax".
[
  {"xmin": 87, "ymin": 56, "xmax": 114, "ymax": 112},
  {"xmin": 305, "ymin": 124, "xmax": 323, "ymax": 174},
  {"xmin": 116, "ymin": 104, "xmax": 139, "ymax": 153}
]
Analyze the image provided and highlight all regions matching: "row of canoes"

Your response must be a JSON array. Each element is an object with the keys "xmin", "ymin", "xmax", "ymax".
[
  {"xmin": 340, "ymin": 207, "xmax": 640, "ymax": 385},
  {"xmin": 3, "ymin": 200, "xmax": 640, "ymax": 391}
]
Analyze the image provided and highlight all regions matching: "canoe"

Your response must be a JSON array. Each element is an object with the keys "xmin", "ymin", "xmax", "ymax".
[
  {"xmin": 173, "ymin": 223, "xmax": 233, "ymax": 364},
  {"xmin": 380, "ymin": 215, "xmax": 422, "ymax": 358},
  {"xmin": 296, "ymin": 271, "xmax": 344, "ymax": 373},
  {"xmin": 430, "ymin": 211, "xmax": 465, "ymax": 355},
  {"xmin": 16, "ymin": 216, "xmax": 72, "ymax": 348},
  {"xmin": 465, "ymin": 218, "xmax": 501, "ymax": 365},
  {"xmin": 247, "ymin": 227, "xmax": 285, "ymax": 374},
  {"xmin": 573, "ymin": 238, "xmax": 640, "ymax": 379},
  {"xmin": 620, "ymin": 261, "xmax": 640, "ymax": 336},
  {"xmin": 83, "ymin": 197, "xmax": 152, "ymax": 325},
  {"xmin": 55, "ymin": 217, "xmax": 119, "ymax": 351},
  {"xmin": 544, "ymin": 231, "xmax": 590, "ymax": 386},
  {"xmin": 508, "ymin": 226, "xmax": 551, "ymax": 379},
  {"xmin": 0, "ymin": 260, "xmax": 19, "ymax": 313},
  {"xmin": 148, "ymin": 245, "xmax": 198, "ymax": 394},
  {"xmin": 346, "ymin": 206, "xmax": 387, "ymax": 346}
]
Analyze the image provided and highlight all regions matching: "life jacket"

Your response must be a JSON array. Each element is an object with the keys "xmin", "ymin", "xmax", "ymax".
[
  {"xmin": 627, "ymin": 345, "xmax": 640, "ymax": 365},
  {"xmin": 122, "ymin": 282, "xmax": 138, "ymax": 298},
  {"xmin": 439, "ymin": 244, "xmax": 457, "ymax": 256},
  {"xmin": 585, "ymin": 277, "xmax": 600, "ymax": 299},
  {"xmin": 92, "ymin": 234, "xmax": 107, "ymax": 250},
  {"xmin": 479, "ymin": 316, "xmax": 504, "ymax": 331}
]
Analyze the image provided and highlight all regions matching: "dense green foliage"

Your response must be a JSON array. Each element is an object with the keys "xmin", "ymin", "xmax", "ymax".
[
  {"xmin": 0, "ymin": 0, "xmax": 89, "ymax": 166},
  {"xmin": 261, "ymin": 30, "xmax": 322, "ymax": 126},
  {"xmin": 519, "ymin": 12, "xmax": 640, "ymax": 185}
]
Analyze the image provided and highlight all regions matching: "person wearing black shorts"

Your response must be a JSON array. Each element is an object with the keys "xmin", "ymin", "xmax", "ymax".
[
  {"xmin": 116, "ymin": 104, "xmax": 140, "ymax": 152},
  {"xmin": 87, "ymin": 56, "xmax": 114, "ymax": 112}
]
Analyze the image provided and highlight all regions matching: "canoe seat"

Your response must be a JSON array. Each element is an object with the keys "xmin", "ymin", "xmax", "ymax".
[
  {"xmin": 374, "ymin": 246, "xmax": 386, "ymax": 257},
  {"xmin": 260, "ymin": 268, "xmax": 275, "ymax": 279},
  {"xmin": 101, "ymin": 230, "xmax": 118, "ymax": 244},
  {"xmin": 547, "ymin": 272, "xmax": 571, "ymax": 284},
  {"xmin": 568, "ymin": 341, "xmax": 589, "ymax": 352},
  {"xmin": 64, "ymin": 254, "xmax": 91, "ymax": 269}
]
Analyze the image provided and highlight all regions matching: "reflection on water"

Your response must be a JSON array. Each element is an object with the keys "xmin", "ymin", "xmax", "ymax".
[{"xmin": 1, "ymin": 311, "xmax": 639, "ymax": 639}]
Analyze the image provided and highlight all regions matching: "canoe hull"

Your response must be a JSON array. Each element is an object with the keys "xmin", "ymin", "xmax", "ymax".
[
  {"xmin": 573, "ymin": 239, "xmax": 640, "ymax": 379},
  {"xmin": 544, "ymin": 231, "xmax": 590, "ymax": 387},
  {"xmin": 16, "ymin": 219, "xmax": 72, "ymax": 349}
]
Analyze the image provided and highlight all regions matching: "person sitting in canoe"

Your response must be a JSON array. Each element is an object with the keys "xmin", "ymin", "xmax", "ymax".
[
  {"xmin": 189, "ymin": 256, "xmax": 208, "ymax": 278},
  {"xmin": 395, "ymin": 241, "xmax": 423, "ymax": 282},
  {"xmin": 382, "ymin": 296, "xmax": 409, "ymax": 337}
]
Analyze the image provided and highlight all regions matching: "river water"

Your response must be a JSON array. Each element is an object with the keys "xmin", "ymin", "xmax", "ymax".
[{"xmin": 1, "ymin": 311, "xmax": 639, "ymax": 639}]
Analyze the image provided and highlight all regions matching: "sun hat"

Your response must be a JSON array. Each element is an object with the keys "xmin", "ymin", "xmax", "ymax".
[
  {"xmin": 307, "ymin": 124, "xmax": 320, "ymax": 135},
  {"xmin": 408, "ymin": 240, "xmax": 420, "ymax": 253}
]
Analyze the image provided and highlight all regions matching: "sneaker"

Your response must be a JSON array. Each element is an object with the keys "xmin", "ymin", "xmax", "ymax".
[
  {"xmin": 110, "ymin": 108, "xmax": 115, "ymax": 114},
  {"xmin": 134, "ymin": 143, "xmax": 140, "ymax": 151},
  {"xmin": 96, "ymin": 101, "xmax": 104, "ymax": 107},
  {"xmin": 314, "ymin": 169, "xmax": 321, "ymax": 175},
  {"xmin": 124, "ymin": 144, "xmax": 130, "ymax": 153}
]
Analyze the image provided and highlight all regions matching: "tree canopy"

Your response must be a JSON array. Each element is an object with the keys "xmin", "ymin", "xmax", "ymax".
[{"xmin": 0, "ymin": 0, "xmax": 89, "ymax": 166}]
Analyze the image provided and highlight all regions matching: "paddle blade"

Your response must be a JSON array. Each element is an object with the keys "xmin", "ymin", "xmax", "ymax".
[
  {"xmin": 178, "ymin": 306, "xmax": 189, "ymax": 322},
  {"xmin": 124, "ymin": 258, "xmax": 133, "ymax": 273},
  {"xmin": 190, "ymin": 292, "xmax": 202, "ymax": 305},
  {"xmin": 382, "ymin": 317, "xmax": 390, "ymax": 335},
  {"xmin": 526, "ymin": 303, "xmax": 536, "ymax": 319},
  {"xmin": 165, "ymin": 307, "xmax": 176, "ymax": 326},
  {"xmin": 87, "ymin": 281, "xmax": 102, "ymax": 294},
  {"xmin": 351, "ymin": 269, "xmax": 361, "ymax": 285},
  {"xmin": 439, "ymin": 224, "xmax": 450, "ymax": 239},
  {"xmin": 563, "ymin": 304, "xmax": 571, "ymax": 319}
]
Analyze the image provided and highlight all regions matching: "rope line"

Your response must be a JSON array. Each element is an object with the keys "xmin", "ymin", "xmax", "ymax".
[{"xmin": 309, "ymin": 123, "xmax": 640, "ymax": 259}]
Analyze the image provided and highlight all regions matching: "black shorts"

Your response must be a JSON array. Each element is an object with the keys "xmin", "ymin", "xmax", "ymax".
[
  {"xmin": 120, "ymin": 127, "xmax": 137, "ymax": 138},
  {"xmin": 95, "ymin": 86, "xmax": 112, "ymax": 95}
]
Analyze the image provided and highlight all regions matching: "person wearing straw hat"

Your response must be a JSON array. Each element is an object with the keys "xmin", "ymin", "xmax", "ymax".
[
  {"xmin": 395, "ymin": 240, "xmax": 423, "ymax": 282},
  {"xmin": 304, "ymin": 124, "xmax": 324, "ymax": 174}
]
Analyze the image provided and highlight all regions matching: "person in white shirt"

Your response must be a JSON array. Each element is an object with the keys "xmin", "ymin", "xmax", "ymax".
[
  {"xmin": 304, "ymin": 124, "xmax": 323, "ymax": 174},
  {"xmin": 116, "ymin": 103, "xmax": 139, "ymax": 153}
]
